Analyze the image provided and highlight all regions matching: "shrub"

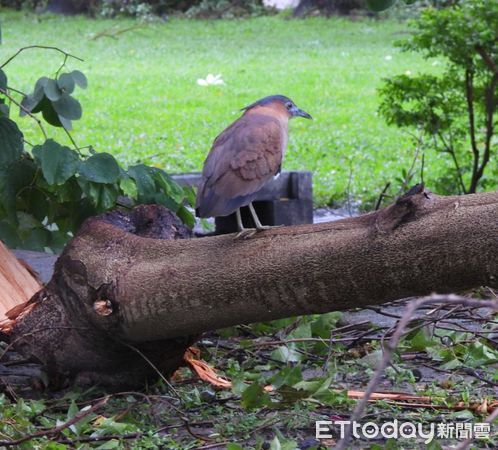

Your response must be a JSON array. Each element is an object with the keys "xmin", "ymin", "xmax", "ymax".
[
  {"xmin": 0, "ymin": 45, "xmax": 194, "ymax": 251},
  {"xmin": 378, "ymin": 0, "xmax": 498, "ymax": 194},
  {"xmin": 0, "ymin": 0, "xmax": 267, "ymax": 18}
]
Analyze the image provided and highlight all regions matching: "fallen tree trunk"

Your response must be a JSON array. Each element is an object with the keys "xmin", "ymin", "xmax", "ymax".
[{"xmin": 6, "ymin": 186, "xmax": 498, "ymax": 388}]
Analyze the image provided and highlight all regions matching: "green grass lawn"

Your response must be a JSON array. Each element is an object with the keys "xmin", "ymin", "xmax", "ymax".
[{"xmin": 1, "ymin": 11, "xmax": 450, "ymax": 207}]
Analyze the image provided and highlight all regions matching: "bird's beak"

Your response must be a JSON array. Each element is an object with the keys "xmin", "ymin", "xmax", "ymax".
[{"xmin": 292, "ymin": 106, "xmax": 312, "ymax": 119}]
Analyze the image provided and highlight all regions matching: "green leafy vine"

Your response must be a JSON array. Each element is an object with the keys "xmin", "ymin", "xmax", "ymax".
[{"xmin": 0, "ymin": 43, "xmax": 194, "ymax": 251}]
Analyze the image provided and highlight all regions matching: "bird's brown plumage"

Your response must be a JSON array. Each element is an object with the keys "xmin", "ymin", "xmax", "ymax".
[
  {"xmin": 196, "ymin": 95, "xmax": 311, "ymax": 221},
  {"xmin": 196, "ymin": 111, "xmax": 287, "ymax": 218}
]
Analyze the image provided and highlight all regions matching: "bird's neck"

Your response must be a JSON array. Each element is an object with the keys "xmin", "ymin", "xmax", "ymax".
[{"xmin": 244, "ymin": 105, "xmax": 290, "ymax": 127}]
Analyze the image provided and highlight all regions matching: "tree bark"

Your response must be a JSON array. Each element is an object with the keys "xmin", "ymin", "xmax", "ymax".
[{"xmin": 7, "ymin": 186, "xmax": 498, "ymax": 388}]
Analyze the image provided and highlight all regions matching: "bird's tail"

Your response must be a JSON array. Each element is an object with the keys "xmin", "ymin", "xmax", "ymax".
[{"xmin": 196, "ymin": 187, "xmax": 256, "ymax": 218}]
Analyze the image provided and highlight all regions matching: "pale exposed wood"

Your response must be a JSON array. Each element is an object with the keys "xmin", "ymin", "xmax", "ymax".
[{"xmin": 0, "ymin": 241, "xmax": 41, "ymax": 321}]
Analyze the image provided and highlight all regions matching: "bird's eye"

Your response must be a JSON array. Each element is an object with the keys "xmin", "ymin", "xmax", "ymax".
[{"xmin": 286, "ymin": 102, "xmax": 293, "ymax": 110}]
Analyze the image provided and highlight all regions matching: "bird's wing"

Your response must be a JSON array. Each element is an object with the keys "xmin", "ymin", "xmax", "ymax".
[{"xmin": 196, "ymin": 115, "xmax": 284, "ymax": 217}]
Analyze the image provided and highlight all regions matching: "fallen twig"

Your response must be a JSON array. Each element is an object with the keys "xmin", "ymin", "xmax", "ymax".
[
  {"xmin": 89, "ymin": 25, "xmax": 145, "ymax": 41},
  {"xmin": 334, "ymin": 294, "xmax": 498, "ymax": 450},
  {"xmin": 346, "ymin": 390, "xmax": 498, "ymax": 413}
]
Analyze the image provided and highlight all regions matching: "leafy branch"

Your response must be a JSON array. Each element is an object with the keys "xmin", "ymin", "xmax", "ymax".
[{"xmin": 0, "ymin": 42, "xmax": 194, "ymax": 251}]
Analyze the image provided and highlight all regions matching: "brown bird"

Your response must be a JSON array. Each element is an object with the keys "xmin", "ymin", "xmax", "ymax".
[{"xmin": 195, "ymin": 95, "xmax": 312, "ymax": 233}]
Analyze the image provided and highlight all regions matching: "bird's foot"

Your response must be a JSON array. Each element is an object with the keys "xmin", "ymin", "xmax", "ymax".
[
  {"xmin": 255, "ymin": 224, "xmax": 283, "ymax": 231},
  {"xmin": 235, "ymin": 224, "xmax": 283, "ymax": 239},
  {"xmin": 235, "ymin": 228, "xmax": 257, "ymax": 240}
]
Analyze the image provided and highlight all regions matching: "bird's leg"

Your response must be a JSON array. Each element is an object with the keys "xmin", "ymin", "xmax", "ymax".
[
  {"xmin": 236, "ymin": 208, "xmax": 245, "ymax": 232},
  {"xmin": 248, "ymin": 202, "xmax": 273, "ymax": 231},
  {"xmin": 235, "ymin": 208, "xmax": 256, "ymax": 239}
]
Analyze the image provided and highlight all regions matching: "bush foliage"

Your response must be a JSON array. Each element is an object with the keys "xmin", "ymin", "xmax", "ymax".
[
  {"xmin": 379, "ymin": 0, "xmax": 498, "ymax": 194},
  {"xmin": 0, "ymin": 45, "xmax": 194, "ymax": 251},
  {"xmin": 1, "ymin": 0, "xmax": 427, "ymax": 18},
  {"xmin": 0, "ymin": 0, "xmax": 269, "ymax": 18}
]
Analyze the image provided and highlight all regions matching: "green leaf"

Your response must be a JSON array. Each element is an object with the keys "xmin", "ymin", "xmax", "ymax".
[
  {"xmin": 440, "ymin": 358, "xmax": 462, "ymax": 370},
  {"xmin": 24, "ymin": 77, "xmax": 50, "ymax": 115},
  {"xmin": 35, "ymin": 76, "xmax": 49, "ymax": 91},
  {"xmin": 32, "ymin": 139, "xmax": 79, "ymax": 185},
  {"xmin": 58, "ymin": 115, "xmax": 73, "ymax": 130},
  {"xmin": 176, "ymin": 205, "xmax": 195, "ymax": 228},
  {"xmin": 0, "ymin": 159, "xmax": 36, "ymax": 221},
  {"xmin": 71, "ymin": 70, "xmax": 88, "ymax": 89},
  {"xmin": 0, "ymin": 69, "xmax": 7, "ymax": 90},
  {"xmin": 406, "ymin": 328, "xmax": 436, "ymax": 351},
  {"xmin": 270, "ymin": 344, "xmax": 302, "ymax": 363},
  {"xmin": 44, "ymin": 79, "xmax": 62, "ymax": 101},
  {"xmin": 119, "ymin": 175, "xmax": 138, "ymax": 199},
  {"xmin": 269, "ymin": 437, "xmax": 282, "ymax": 450},
  {"xmin": 91, "ymin": 417, "xmax": 136, "ymax": 435},
  {"xmin": 44, "ymin": 443, "xmax": 67, "ymax": 450},
  {"xmin": 0, "ymin": 101, "xmax": 9, "ymax": 118},
  {"xmin": 366, "ymin": 0, "xmax": 397, "ymax": 12},
  {"xmin": 241, "ymin": 383, "xmax": 269, "ymax": 410},
  {"xmin": 153, "ymin": 191, "xmax": 179, "ymax": 211},
  {"xmin": 79, "ymin": 153, "xmax": 120, "ymax": 184},
  {"xmin": 183, "ymin": 185, "xmax": 197, "ymax": 207},
  {"xmin": 127, "ymin": 164, "xmax": 187, "ymax": 215},
  {"xmin": 78, "ymin": 179, "xmax": 119, "ymax": 211},
  {"xmin": 291, "ymin": 376, "xmax": 349, "ymax": 407},
  {"xmin": 52, "ymin": 93, "xmax": 82, "ymax": 120},
  {"xmin": 271, "ymin": 366, "xmax": 303, "ymax": 390},
  {"xmin": 128, "ymin": 164, "xmax": 157, "ymax": 202},
  {"xmin": 18, "ymin": 208, "xmax": 43, "ymax": 232},
  {"xmin": 54, "ymin": 176, "xmax": 83, "ymax": 203},
  {"xmin": 152, "ymin": 169, "xmax": 185, "ymax": 204},
  {"xmin": 66, "ymin": 400, "xmax": 92, "ymax": 436},
  {"xmin": 21, "ymin": 90, "xmax": 45, "ymax": 116},
  {"xmin": 57, "ymin": 73, "xmax": 75, "ymax": 94},
  {"xmin": 0, "ymin": 116, "xmax": 23, "ymax": 167},
  {"xmin": 0, "ymin": 220, "xmax": 21, "ymax": 248},
  {"xmin": 49, "ymin": 230, "xmax": 72, "ymax": 253},
  {"xmin": 38, "ymin": 97, "xmax": 65, "ymax": 128},
  {"xmin": 310, "ymin": 311, "xmax": 342, "ymax": 339},
  {"xmin": 269, "ymin": 436, "xmax": 298, "ymax": 450},
  {"xmin": 464, "ymin": 340, "xmax": 498, "ymax": 367},
  {"xmin": 56, "ymin": 198, "xmax": 96, "ymax": 233},
  {"xmin": 22, "ymin": 227, "xmax": 50, "ymax": 252},
  {"xmin": 95, "ymin": 440, "xmax": 121, "ymax": 449},
  {"xmin": 288, "ymin": 322, "xmax": 311, "ymax": 339},
  {"xmin": 293, "ymin": 377, "xmax": 330, "ymax": 395},
  {"xmin": 66, "ymin": 399, "xmax": 80, "ymax": 420},
  {"xmin": 22, "ymin": 187, "xmax": 50, "ymax": 222},
  {"xmin": 226, "ymin": 444, "xmax": 244, "ymax": 450}
]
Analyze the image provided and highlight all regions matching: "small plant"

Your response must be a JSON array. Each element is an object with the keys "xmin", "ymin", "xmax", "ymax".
[
  {"xmin": 379, "ymin": 0, "xmax": 498, "ymax": 194},
  {"xmin": 0, "ymin": 44, "xmax": 193, "ymax": 251}
]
